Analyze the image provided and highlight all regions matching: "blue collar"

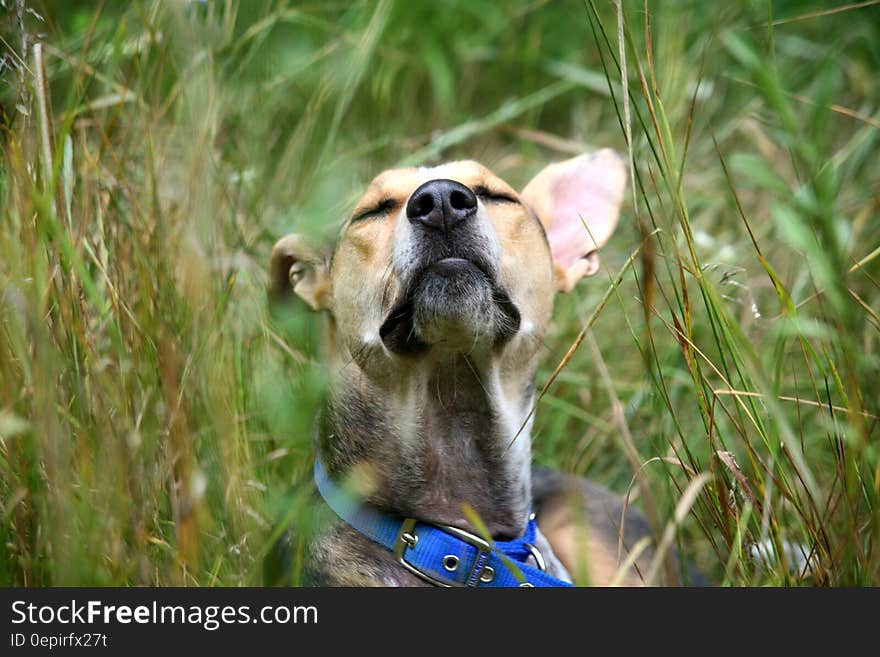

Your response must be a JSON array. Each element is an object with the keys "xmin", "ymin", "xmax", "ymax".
[{"xmin": 314, "ymin": 458, "xmax": 573, "ymax": 587}]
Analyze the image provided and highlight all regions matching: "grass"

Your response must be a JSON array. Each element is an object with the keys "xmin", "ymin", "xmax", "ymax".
[{"xmin": 1, "ymin": 0, "xmax": 878, "ymax": 586}]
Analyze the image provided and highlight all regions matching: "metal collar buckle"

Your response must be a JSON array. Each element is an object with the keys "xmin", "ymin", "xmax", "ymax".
[{"xmin": 393, "ymin": 518, "xmax": 494, "ymax": 587}]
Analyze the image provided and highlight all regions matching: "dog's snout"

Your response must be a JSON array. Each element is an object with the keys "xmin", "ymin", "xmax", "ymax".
[{"xmin": 406, "ymin": 179, "xmax": 477, "ymax": 232}]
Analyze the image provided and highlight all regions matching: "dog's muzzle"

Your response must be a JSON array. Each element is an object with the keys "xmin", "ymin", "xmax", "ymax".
[{"xmin": 380, "ymin": 180, "xmax": 521, "ymax": 354}]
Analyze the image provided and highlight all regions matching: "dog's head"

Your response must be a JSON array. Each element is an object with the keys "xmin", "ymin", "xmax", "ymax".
[{"xmin": 270, "ymin": 151, "xmax": 625, "ymax": 377}]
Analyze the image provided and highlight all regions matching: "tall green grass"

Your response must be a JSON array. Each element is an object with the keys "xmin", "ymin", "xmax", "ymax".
[{"xmin": 1, "ymin": 0, "xmax": 878, "ymax": 585}]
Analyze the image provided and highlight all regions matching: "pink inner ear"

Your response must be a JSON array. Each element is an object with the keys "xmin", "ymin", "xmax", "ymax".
[{"xmin": 545, "ymin": 152, "xmax": 626, "ymax": 269}]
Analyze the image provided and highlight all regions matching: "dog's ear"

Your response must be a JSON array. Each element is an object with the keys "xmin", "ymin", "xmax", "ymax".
[
  {"xmin": 268, "ymin": 234, "xmax": 332, "ymax": 311},
  {"xmin": 520, "ymin": 149, "xmax": 626, "ymax": 293}
]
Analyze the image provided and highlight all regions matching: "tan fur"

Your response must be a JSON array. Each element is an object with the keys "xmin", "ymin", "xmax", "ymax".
[
  {"xmin": 279, "ymin": 160, "xmax": 562, "ymax": 389},
  {"xmin": 269, "ymin": 234, "xmax": 331, "ymax": 310},
  {"xmin": 538, "ymin": 496, "xmax": 647, "ymax": 586}
]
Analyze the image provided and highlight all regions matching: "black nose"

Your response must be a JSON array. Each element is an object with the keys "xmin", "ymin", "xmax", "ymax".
[{"xmin": 406, "ymin": 179, "xmax": 477, "ymax": 232}]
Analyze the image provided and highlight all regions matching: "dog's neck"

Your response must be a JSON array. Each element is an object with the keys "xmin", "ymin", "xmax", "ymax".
[{"xmin": 320, "ymin": 351, "xmax": 535, "ymax": 539}]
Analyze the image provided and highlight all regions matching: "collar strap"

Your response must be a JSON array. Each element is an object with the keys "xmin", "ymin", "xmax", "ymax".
[{"xmin": 314, "ymin": 458, "xmax": 573, "ymax": 587}]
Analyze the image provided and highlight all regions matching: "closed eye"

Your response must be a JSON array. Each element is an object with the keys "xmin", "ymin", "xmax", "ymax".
[
  {"xmin": 351, "ymin": 199, "xmax": 397, "ymax": 223},
  {"xmin": 474, "ymin": 186, "xmax": 519, "ymax": 205}
]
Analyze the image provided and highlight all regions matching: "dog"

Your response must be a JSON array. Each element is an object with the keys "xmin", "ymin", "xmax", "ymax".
[{"xmin": 266, "ymin": 151, "xmax": 697, "ymax": 586}]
